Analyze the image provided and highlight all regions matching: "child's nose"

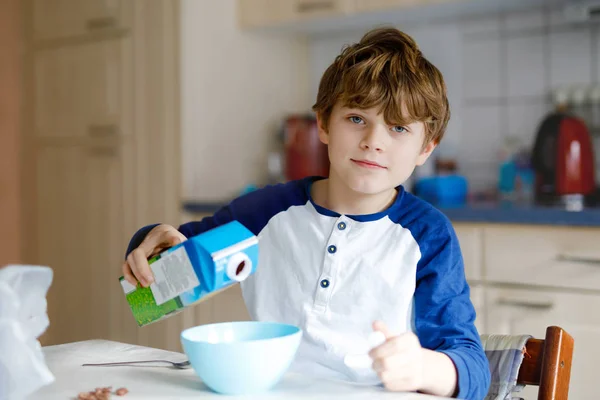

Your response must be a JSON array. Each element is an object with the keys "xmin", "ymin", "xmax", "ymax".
[{"xmin": 360, "ymin": 127, "xmax": 385, "ymax": 152}]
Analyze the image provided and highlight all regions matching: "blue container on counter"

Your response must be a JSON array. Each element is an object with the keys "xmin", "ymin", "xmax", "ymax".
[{"xmin": 414, "ymin": 174, "xmax": 468, "ymax": 208}]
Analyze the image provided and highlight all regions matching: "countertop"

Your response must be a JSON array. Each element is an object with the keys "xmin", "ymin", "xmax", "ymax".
[
  {"xmin": 182, "ymin": 200, "xmax": 600, "ymax": 227},
  {"xmin": 31, "ymin": 340, "xmax": 449, "ymax": 400},
  {"xmin": 438, "ymin": 202, "xmax": 600, "ymax": 227}
]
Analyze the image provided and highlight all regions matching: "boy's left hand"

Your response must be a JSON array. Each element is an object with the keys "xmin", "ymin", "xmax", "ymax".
[{"xmin": 368, "ymin": 321, "xmax": 424, "ymax": 392}]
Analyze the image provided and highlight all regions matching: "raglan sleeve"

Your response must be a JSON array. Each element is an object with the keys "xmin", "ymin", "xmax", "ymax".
[
  {"xmin": 413, "ymin": 218, "xmax": 491, "ymax": 400},
  {"xmin": 124, "ymin": 186, "xmax": 276, "ymax": 258}
]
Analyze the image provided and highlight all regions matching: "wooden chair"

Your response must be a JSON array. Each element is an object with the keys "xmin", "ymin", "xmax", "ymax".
[{"xmin": 517, "ymin": 326, "xmax": 574, "ymax": 400}]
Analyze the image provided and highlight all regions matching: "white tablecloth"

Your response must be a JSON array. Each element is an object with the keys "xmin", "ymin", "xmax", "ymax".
[{"xmin": 28, "ymin": 340, "xmax": 451, "ymax": 399}]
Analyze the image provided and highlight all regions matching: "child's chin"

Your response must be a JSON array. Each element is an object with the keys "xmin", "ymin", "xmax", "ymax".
[{"xmin": 347, "ymin": 178, "xmax": 393, "ymax": 195}]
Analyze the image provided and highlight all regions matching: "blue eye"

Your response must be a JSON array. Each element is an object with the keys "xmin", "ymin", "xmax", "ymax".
[
  {"xmin": 392, "ymin": 126, "xmax": 407, "ymax": 133},
  {"xmin": 349, "ymin": 116, "xmax": 364, "ymax": 124}
]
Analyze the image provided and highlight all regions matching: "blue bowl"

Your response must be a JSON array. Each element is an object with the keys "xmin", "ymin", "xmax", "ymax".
[{"xmin": 180, "ymin": 321, "xmax": 302, "ymax": 395}]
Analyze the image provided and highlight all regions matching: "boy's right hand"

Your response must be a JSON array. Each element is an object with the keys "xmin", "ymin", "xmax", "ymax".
[{"xmin": 122, "ymin": 224, "xmax": 187, "ymax": 288}]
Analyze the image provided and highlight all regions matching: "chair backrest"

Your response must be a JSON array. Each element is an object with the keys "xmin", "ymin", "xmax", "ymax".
[{"xmin": 517, "ymin": 326, "xmax": 574, "ymax": 400}]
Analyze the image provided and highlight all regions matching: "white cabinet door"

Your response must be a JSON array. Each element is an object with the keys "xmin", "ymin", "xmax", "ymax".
[
  {"xmin": 355, "ymin": 0, "xmax": 420, "ymax": 12},
  {"xmin": 483, "ymin": 226, "xmax": 600, "ymax": 291},
  {"xmin": 34, "ymin": 38, "xmax": 132, "ymax": 139},
  {"xmin": 33, "ymin": 0, "xmax": 133, "ymax": 41},
  {"xmin": 355, "ymin": 0, "xmax": 463, "ymax": 13},
  {"xmin": 486, "ymin": 287, "xmax": 600, "ymax": 400},
  {"xmin": 238, "ymin": 0, "xmax": 355, "ymax": 28},
  {"xmin": 454, "ymin": 223, "xmax": 483, "ymax": 282},
  {"xmin": 470, "ymin": 285, "xmax": 485, "ymax": 335}
]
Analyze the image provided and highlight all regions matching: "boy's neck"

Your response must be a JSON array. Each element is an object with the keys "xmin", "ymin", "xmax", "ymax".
[{"xmin": 312, "ymin": 175, "xmax": 398, "ymax": 216}]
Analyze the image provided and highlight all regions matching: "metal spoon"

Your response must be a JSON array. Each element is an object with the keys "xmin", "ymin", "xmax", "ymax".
[{"xmin": 82, "ymin": 360, "xmax": 191, "ymax": 369}]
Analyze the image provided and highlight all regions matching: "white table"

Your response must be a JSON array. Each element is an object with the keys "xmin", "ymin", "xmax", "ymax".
[{"xmin": 29, "ymin": 340, "xmax": 452, "ymax": 399}]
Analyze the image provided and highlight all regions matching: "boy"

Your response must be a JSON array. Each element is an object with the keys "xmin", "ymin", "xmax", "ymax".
[{"xmin": 122, "ymin": 27, "xmax": 491, "ymax": 399}]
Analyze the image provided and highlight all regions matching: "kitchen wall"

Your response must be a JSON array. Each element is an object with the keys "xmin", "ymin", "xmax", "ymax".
[
  {"xmin": 181, "ymin": 0, "xmax": 310, "ymax": 201},
  {"xmin": 308, "ymin": 6, "xmax": 600, "ymax": 192}
]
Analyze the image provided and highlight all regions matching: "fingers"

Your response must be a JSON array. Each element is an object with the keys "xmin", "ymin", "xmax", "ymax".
[
  {"xmin": 121, "ymin": 225, "xmax": 187, "ymax": 288},
  {"xmin": 169, "ymin": 230, "xmax": 187, "ymax": 245},
  {"xmin": 147, "ymin": 232, "xmax": 186, "ymax": 257},
  {"xmin": 368, "ymin": 330, "xmax": 424, "ymax": 392},
  {"xmin": 369, "ymin": 332, "xmax": 419, "ymax": 359},
  {"xmin": 126, "ymin": 248, "xmax": 154, "ymax": 287},
  {"xmin": 372, "ymin": 320, "xmax": 393, "ymax": 339},
  {"xmin": 372, "ymin": 351, "xmax": 412, "ymax": 372},
  {"xmin": 139, "ymin": 226, "xmax": 187, "ymax": 258},
  {"xmin": 122, "ymin": 261, "xmax": 137, "ymax": 287}
]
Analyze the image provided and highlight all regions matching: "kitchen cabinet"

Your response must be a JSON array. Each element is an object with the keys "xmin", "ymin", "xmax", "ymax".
[
  {"xmin": 470, "ymin": 285, "xmax": 485, "ymax": 334},
  {"xmin": 34, "ymin": 38, "xmax": 132, "ymax": 140},
  {"xmin": 486, "ymin": 287, "xmax": 600, "ymax": 400},
  {"xmin": 237, "ymin": 0, "xmax": 355, "ymax": 28},
  {"xmin": 36, "ymin": 141, "xmax": 136, "ymax": 345},
  {"xmin": 483, "ymin": 225, "xmax": 600, "ymax": 291},
  {"xmin": 32, "ymin": 0, "xmax": 132, "ymax": 42},
  {"xmin": 237, "ymin": 0, "xmax": 558, "ymax": 33},
  {"xmin": 454, "ymin": 224, "xmax": 483, "ymax": 282},
  {"xmin": 354, "ymin": 0, "xmax": 460, "ymax": 13},
  {"xmin": 25, "ymin": 0, "xmax": 182, "ymax": 351}
]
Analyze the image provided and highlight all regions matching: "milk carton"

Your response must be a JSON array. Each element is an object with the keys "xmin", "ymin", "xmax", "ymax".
[{"xmin": 119, "ymin": 221, "xmax": 258, "ymax": 326}]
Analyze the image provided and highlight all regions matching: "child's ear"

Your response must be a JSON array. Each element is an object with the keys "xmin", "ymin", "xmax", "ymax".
[
  {"xmin": 416, "ymin": 140, "xmax": 437, "ymax": 166},
  {"xmin": 316, "ymin": 113, "xmax": 329, "ymax": 145}
]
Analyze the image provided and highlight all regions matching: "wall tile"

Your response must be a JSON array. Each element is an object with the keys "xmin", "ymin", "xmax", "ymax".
[
  {"xmin": 508, "ymin": 100, "xmax": 550, "ymax": 151},
  {"xmin": 461, "ymin": 104, "xmax": 504, "ymax": 164},
  {"xmin": 549, "ymin": 28, "xmax": 593, "ymax": 88},
  {"xmin": 547, "ymin": 6, "xmax": 567, "ymax": 28},
  {"xmin": 594, "ymin": 26, "xmax": 600, "ymax": 83},
  {"xmin": 507, "ymin": 34, "xmax": 546, "ymax": 98},
  {"xmin": 459, "ymin": 161, "xmax": 498, "ymax": 192},
  {"xmin": 505, "ymin": 9, "xmax": 545, "ymax": 31},
  {"xmin": 463, "ymin": 38, "xmax": 502, "ymax": 99},
  {"xmin": 461, "ymin": 14, "xmax": 502, "ymax": 36}
]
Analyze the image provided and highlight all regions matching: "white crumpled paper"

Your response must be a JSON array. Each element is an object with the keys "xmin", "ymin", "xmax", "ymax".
[{"xmin": 0, "ymin": 265, "xmax": 55, "ymax": 400}]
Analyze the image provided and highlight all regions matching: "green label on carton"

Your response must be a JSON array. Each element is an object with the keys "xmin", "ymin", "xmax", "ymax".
[{"xmin": 119, "ymin": 277, "xmax": 183, "ymax": 326}]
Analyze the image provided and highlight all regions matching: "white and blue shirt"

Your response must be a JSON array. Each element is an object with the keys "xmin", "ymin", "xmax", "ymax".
[{"xmin": 127, "ymin": 177, "xmax": 490, "ymax": 399}]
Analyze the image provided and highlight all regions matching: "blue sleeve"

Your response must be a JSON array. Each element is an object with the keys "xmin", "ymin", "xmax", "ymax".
[
  {"xmin": 123, "ymin": 204, "xmax": 235, "ymax": 259},
  {"xmin": 178, "ymin": 182, "xmax": 304, "ymax": 238},
  {"xmin": 414, "ymin": 221, "xmax": 490, "ymax": 400},
  {"xmin": 124, "ymin": 180, "xmax": 308, "ymax": 259},
  {"xmin": 125, "ymin": 224, "xmax": 159, "ymax": 258}
]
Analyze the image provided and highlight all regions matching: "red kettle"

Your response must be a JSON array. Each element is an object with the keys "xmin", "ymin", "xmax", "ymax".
[
  {"xmin": 531, "ymin": 112, "xmax": 596, "ymax": 202},
  {"xmin": 283, "ymin": 115, "xmax": 330, "ymax": 181}
]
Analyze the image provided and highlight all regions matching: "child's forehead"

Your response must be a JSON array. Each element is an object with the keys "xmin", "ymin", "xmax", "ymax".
[
  {"xmin": 335, "ymin": 101, "xmax": 411, "ymax": 119},
  {"xmin": 336, "ymin": 101, "xmax": 408, "ymax": 113}
]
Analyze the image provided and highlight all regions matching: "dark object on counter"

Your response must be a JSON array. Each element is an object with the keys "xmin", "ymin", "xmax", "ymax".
[
  {"xmin": 531, "ymin": 112, "xmax": 596, "ymax": 209},
  {"xmin": 282, "ymin": 115, "xmax": 329, "ymax": 181},
  {"xmin": 434, "ymin": 158, "xmax": 458, "ymax": 174}
]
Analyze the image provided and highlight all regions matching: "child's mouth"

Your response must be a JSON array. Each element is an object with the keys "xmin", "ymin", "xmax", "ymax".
[{"xmin": 351, "ymin": 159, "xmax": 386, "ymax": 169}]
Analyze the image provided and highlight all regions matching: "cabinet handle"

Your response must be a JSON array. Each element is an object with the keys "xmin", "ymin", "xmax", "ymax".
[
  {"xmin": 556, "ymin": 254, "xmax": 600, "ymax": 265},
  {"xmin": 296, "ymin": 0, "xmax": 335, "ymax": 13},
  {"xmin": 86, "ymin": 17, "xmax": 117, "ymax": 30},
  {"xmin": 497, "ymin": 298, "xmax": 554, "ymax": 310},
  {"xmin": 88, "ymin": 147, "xmax": 118, "ymax": 158},
  {"xmin": 88, "ymin": 124, "xmax": 119, "ymax": 137}
]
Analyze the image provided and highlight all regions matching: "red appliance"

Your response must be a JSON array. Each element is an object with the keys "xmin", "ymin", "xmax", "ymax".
[
  {"xmin": 531, "ymin": 112, "xmax": 596, "ymax": 206},
  {"xmin": 282, "ymin": 115, "xmax": 330, "ymax": 181}
]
